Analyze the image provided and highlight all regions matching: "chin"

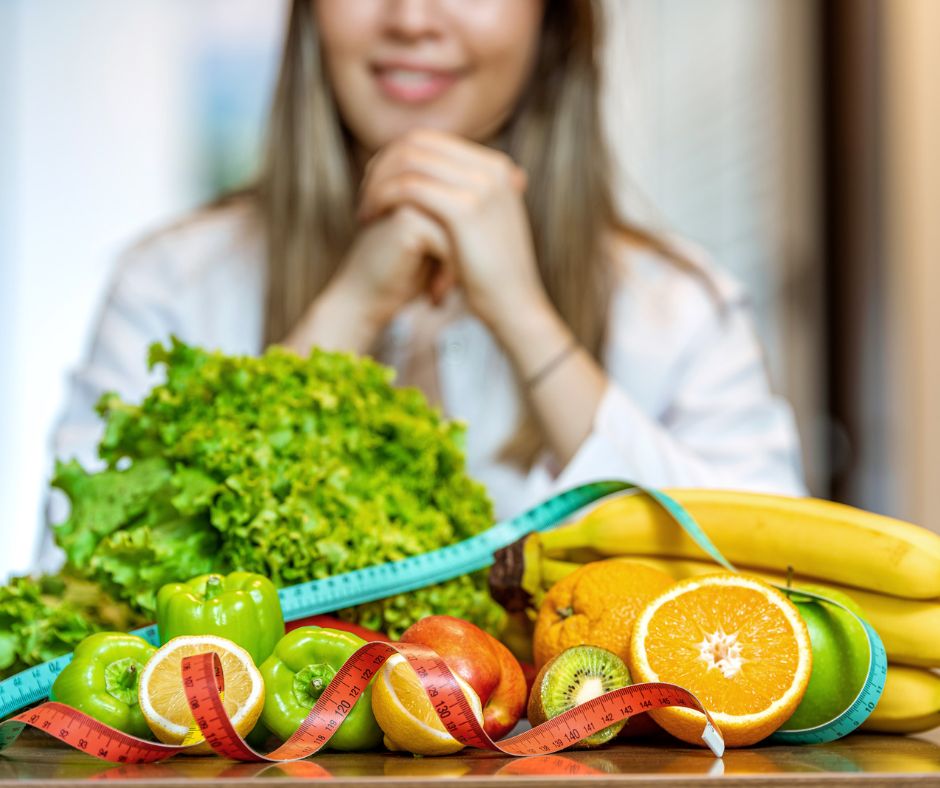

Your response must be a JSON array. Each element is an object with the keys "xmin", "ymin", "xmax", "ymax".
[
  {"xmin": 359, "ymin": 115, "xmax": 468, "ymax": 150},
  {"xmin": 347, "ymin": 93, "xmax": 505, "ymax": 152}
]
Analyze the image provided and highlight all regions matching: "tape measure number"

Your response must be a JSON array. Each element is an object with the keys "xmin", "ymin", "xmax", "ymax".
[{"xmin": 0, "ymin": 642, "xmax": 725, "ymax": 763}]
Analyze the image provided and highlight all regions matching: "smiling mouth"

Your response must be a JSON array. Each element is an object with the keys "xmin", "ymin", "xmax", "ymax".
[{"xmin": 372, "ymin": 65, "xmax": 462, "ymax": 104}]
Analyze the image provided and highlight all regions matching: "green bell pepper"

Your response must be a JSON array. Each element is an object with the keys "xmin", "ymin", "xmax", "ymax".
[
  {"xmin": 49, "ymin": 632, "xmax": 155, "ymax": 739},
  {"xmin": 260, "ymin": 627, "xmax": 383, "ymax": 751},
  {"xmin": 156, "ymin": 571, "xmax": 284, "ymax": 665}
]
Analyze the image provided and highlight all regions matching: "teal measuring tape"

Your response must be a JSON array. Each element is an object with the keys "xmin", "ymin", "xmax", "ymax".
[
  {"xmin": 769, "ymin": 587, "xmax": 887, "ymax": 744},
  {"xmin": 0, "ymin": 479, "xmax": 887, "ymax": 745}
]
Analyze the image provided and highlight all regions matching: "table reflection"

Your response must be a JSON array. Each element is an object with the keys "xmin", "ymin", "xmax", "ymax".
[{"xmin": 0, "ymin": 731, "xmax": 937, "ymax": 781}]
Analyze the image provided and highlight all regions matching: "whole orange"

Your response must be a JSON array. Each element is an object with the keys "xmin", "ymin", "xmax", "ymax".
[{"xmin": 533, "ymin": 559, "xmax": 674, "ymax": 669}]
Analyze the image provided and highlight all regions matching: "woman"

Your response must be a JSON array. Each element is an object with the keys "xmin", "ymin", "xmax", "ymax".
[{"xmin": 53, "ymin": 0, "xmax": 805, "ymax": 522}]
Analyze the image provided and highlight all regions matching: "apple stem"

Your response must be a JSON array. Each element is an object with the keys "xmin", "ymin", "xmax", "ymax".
[{"xmin": 786, "ymin": 565, "xmax": 794, "ymax": 589}]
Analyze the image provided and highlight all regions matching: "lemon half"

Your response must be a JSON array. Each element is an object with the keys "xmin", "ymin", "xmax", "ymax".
[
  {"xmin": 138, "ymin": 635, "xmax": 264, "ymax": 753},
  {"xmin": 371, "ymin": 654, "xmax": 483, "ymax": 756}
]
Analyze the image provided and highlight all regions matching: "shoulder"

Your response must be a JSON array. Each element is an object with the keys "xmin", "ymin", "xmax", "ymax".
[
  {"xmin": 600, "ymin": 228, "xmax": 757, "ymax": 409},
  {"xmin": 113, "ymin": 195, "xmax": 263, "ymax": 292}
]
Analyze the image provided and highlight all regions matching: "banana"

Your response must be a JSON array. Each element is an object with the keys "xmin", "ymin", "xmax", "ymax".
[
  {"xmin": 537, "ymin": 555, "xmax": 940, "ymax": 668},
  {"xmin": 537, "ymin": 490, "xmax": 940, "ymax": 599},
  {"xmin": 861, "ymin": 666, "xmax": 940, "ymax": 734}
]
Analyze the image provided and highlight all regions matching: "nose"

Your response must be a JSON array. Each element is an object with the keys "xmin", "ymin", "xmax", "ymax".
[{"xmin": 381, "ymin": 0, "xmax": 444, "ymax": 41}]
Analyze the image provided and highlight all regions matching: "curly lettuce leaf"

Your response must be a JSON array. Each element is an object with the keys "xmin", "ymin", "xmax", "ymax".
[
  {"xmin": 0, "ymin": 576, "xmax": 98, "ymax": 678},
  {"xmin": 52, "ymin": 458, "xmax": 172, "ymax": 565},
  {"xmin": 90, "ymin": 517, "xmax": 220, "ymax": 612},
  {"xmin": 50, "ymin": 338, "xmax": 503, "ymax": 636}
]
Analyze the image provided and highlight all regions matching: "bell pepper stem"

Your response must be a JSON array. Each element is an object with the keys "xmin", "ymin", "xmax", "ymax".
[
  {"xmin": 204, "ymin": 575, "xmax": 224, "ymax": 602},
  {"xmin": 117, "ymin": 663, "xmax": 138, "ymax": 691}
]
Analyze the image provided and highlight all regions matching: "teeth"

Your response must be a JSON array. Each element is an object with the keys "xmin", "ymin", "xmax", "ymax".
[{"xmin": 383, "ymin": 69, "xmax": 437, "ymax": 85}]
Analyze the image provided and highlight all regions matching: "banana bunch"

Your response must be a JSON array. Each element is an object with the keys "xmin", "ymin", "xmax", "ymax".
[
  {"xmin": 533, "ymin": 490, "xmax": 940, "ymax": 599},
  {"xmin": 487, "ymin": 488, "xmax": 940, "ymax": 732}
]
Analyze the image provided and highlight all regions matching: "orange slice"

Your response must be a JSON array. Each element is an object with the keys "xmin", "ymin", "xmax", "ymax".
[{"xmin": 628, "ymin": 573, "xmax": 812, "ymax": 747}]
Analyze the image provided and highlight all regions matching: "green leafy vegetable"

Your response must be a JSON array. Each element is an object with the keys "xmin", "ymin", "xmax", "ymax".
[
  {"xmin": 0, "ymin": 574, "xmax": 145, "ymax": 680},
  {"xmin": 49, "ymin": 338, "xmax": 504, "ymax": 639}
]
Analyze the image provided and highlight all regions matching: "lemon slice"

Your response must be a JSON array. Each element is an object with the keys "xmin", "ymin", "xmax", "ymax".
[
  {"xmin": 138, "ymin": 635, "xmax": 264, "ymax": 753},
  {"xmin": 371, "ymin": 654, "xmax": 483, "ymax": 756}
]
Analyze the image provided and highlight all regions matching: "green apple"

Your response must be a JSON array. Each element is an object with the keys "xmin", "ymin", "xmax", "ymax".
[{"xmin": 781, "ymin": 584, "xmax": 871, "ymax": 731}]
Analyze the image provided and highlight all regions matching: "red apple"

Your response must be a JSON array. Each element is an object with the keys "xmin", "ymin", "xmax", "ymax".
[
  {"xmin": 519, "ymin": 661, "xmax": 537, "ymax": 701},
  {"xmin": 480, "ymin": 631, "xmax": 529, "ymax": 739},
  {"xmin": 400, "ymin": 615, "xmax": 527, "ymax": 739}
]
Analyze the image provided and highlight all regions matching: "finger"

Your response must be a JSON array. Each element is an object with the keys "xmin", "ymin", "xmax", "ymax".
[
  {"xmin": 403, "ymin": 129, "xmax": 527, "ymax": 193},
  {"xmin": 427, "ymin": 246, "xmax": 459, "ymax": 305},
  {"xmin": 359, "ymin": 144, "xmax": 486, "ymax": 217},
  {"xmin": 361, "ymin": 131, "xmax": 487, "ymax": 195},
  {"xmin": 389, "ymin": 205, "xmax": 452, "ymax": 265},
  {"xmin": 359, "ymin": 173, "xmax": 471, "ymax": 226}
]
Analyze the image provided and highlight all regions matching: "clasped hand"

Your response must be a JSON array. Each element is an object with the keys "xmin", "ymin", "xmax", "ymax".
[{"xmin": 336, "ymin": 129, "xmax": 548, "ymax": 340}]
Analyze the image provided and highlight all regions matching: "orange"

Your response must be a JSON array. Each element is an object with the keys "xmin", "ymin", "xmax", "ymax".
[
  {"xmin": 628, "ymin": 573, "xmax": 812, "ymax": 747},
  {"xmin": 533, "ymin": 559, "xmax": 675, "ymax": 669}
]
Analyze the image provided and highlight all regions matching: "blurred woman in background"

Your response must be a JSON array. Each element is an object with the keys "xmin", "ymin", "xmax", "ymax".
[{"xmin": 54, "ymin": 0, "xmax": 804, "ymax": 519}]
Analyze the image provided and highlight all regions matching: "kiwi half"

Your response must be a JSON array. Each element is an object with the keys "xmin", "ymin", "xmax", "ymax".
[{"xmin": 527, "ymin": 646, "xmax": 631, "ymax": 748}]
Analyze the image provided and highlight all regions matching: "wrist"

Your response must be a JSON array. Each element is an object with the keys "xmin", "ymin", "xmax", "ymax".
[
  {"xmin": 284, "ymin": 276, "xmax": 387, "ymax": 356},
  {"xmin": 494, "ymin": 295, "xmax": 575, "ymax": 380}
]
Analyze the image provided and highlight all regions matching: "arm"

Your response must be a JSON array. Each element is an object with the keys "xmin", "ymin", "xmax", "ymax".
[
  {"xmin": 489, "ymin": 293, "xmax": 607, "ymax": 467},
  {"xmin": 356, "ymin": 130, "xmax": 803, "ymax": 494},
  {"xmin": 532, "ymin": 280, "xmax": 806, "ymax": 496}
]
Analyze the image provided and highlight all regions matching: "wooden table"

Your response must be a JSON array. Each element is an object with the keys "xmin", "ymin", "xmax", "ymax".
[{"xmin": 1, "ymin": 729, "xmax": 938, "ymax": 787}]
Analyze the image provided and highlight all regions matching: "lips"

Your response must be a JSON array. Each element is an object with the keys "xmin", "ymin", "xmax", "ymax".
[{"xmin": 372, "ymin": 63, "xmax": 462, "ymax": 104}]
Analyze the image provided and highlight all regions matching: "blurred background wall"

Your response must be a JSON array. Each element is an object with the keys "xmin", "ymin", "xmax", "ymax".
[{"xmin": 1, "ymin": 0, "xmax": 938, "ymax": 582}]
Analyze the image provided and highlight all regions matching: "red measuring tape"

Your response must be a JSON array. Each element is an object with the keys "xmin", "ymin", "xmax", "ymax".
[{"xmin": 1, "ymin": 642, "xmax": 724, "ymax": 763}]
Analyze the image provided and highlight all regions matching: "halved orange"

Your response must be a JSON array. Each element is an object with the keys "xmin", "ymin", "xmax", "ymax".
[{"xmin": 628, "ymin": 573, "xmax": 812, "ymax": 747}]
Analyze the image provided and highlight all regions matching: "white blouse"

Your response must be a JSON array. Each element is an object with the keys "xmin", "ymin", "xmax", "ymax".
[{"xmin": 51, "ymin": 202, "xmax": 806, "ymax": 526}]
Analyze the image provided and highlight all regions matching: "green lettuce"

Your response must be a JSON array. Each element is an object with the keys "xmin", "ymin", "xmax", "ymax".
[
  {"xmin": 49, "ymin": 338, "xmax": 503, "ymax": 639},
  {"xmin": 0, "ymin": 574, "xmax": 145, "ymax": 679}
]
